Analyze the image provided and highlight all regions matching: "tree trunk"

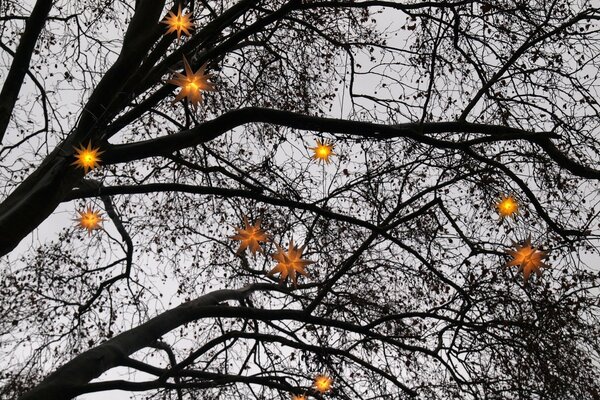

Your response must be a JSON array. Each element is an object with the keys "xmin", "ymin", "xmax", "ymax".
[
  {"xmin": 18, "ymin": 286, "xmax": 257, "ymax": 400},
  {"xmin": 0, "ymin": 0, "xmax": 53, "ymax": 143}
]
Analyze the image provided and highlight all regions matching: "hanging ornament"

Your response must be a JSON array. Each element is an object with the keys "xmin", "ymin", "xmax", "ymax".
[
  {"xmin": 496, "ymin": 195, "xmax": 518, "ymax": 219},
  {"xmin": 309, "ymin": 138, "xmax": 336, "ymax": 164},
  {"xmin": 167, "ymin": 56, "xmax": 215, "ymax": 110},
  {"xmin": 504, "ymin": 237, "xmax": 550, "ymax": 281},
  {"xmin": 313, "ymin": 374, "xmax": 333, "ymax": 393},
  {"xmin": 72, "ymin": 141, "xmax": 103, "ymax": 174},
  {"xmin": 229, "ymin": 215, "xmax": 270, "ymax": 255},
  {"xmin": 74, "ymin": 206, "xmax": 105, "ymax": 234},
  {"xmin": 268, "ymin": 240, "xmax": 314, "ymax": 286},
  {"xmin": 161, "ymin": 4, "xmax": 194, "ymax": 40}
]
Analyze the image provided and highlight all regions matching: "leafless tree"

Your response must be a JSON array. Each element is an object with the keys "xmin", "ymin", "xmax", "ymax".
[{"xmin": 1, "ymin": 1, "xmax": 600, "ymax": 399}]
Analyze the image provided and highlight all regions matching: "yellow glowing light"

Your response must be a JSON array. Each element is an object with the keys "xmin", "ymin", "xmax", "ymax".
[
  {"xmin": 161, "ymin": 4, "xmax": 194, "ymax": 40},
  {"xmin": 313, "ymin": 374, "xmax": 333, "ymax": 393},
  {"xmin": 505, "ymin": 237, "xmax": 550, "ymax": 282},
  {"xmin": 72, "ymin": 141, "xmax": 103, "ymax": 174},
  {"xmin": 309, "ymin": 138, "xmax": 335, "ymax": 164},
  {"xmin": 268, "ymin": 240, "xmax": 314, "ymax": 286},
  {"xmin": 167, "ymin": 56, "xmax": 215, "ymax": 110},
  {"xmin": 74, "ymin": 206, "xmax": 105, "ymax": 234},
  {"xmin": 496, "ymin": 195, "xmax": 518, "ymax": 218},
  {"xmin": 229, "ymin": 215, "xmax": 270, "ymax": 255},
  {"xmin": 291, "ymin": 395, "xmax": 308, "ymax": 400}
]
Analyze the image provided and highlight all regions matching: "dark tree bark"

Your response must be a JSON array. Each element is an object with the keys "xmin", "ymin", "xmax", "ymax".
[
  {"xmin": 17, "ymin": 285, "xmax": 264, "ymax": 400},
  {"xmin": 0, "ymin": 0, "xmax": 53, "ymax": 144}
]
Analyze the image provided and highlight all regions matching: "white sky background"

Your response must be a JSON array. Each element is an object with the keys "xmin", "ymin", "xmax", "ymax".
[{"xmin": 2, "ymin": 1, "xmax": 600, "ymax": 399}]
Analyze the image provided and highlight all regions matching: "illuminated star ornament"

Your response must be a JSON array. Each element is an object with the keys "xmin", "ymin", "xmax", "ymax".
[
  {"xmin": 313, "ymin": 374, "xmax": 333, "ymax": 393},
  {"xmin": 74, "ymin": 206, "xmax": 105, "ymax": 235},
  {"xmin": 309, "ymin": 138, "xmax": 336, "ymax": 164},
  {"xmin": 161, "ymin": 4, "xmax": 194, "ymax": 40},
  {"xmin": 268, "ymin": 240, "xmax": 314, "ymax": 286},
  {"xmin": 230, "ymin": 215, "xmax": 270, "ymax": 255},
  {"xmin": 167, "ymin": 56, "xmax": 215, "ymax": 110},
  {"xmin": 291, "ymin": 395, "xmax": 308, "ymax": 400},
  {"xmin": 505, "ymin": 237, "xmax": 550, "ymax": 282},
  {"xmin": 72, "ymin": 141, "xmax": 103, "ymax": 174},
  {"xmin": 496, "ymin": 195, "xmax": 519, "ymax": 219}
]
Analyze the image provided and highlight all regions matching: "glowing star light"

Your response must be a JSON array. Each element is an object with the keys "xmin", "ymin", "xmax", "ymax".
[
  {"xmin": 309, "ymin": 138, "xmax": 335, "ymax": 164},
  {"xmin": 497, "ymin": 195, "xmax": 519, "ymax": 219},
  {"xmin": 229, "ymin": 215, "xmax": 270, "ymax": 255},
  {"xmin": 167, "ymin": 56, "xmax": 215, "ymax": 110},
  {"xmin": 268, "ymin": 240, "xmax": 314, "ymax": 286},
  {"xmin": 161, "ymin": 4, "xmax": 194, "ymax": 40},
  {"xmin": 72, "ymin": 142, "xmax": 103, "ymax": 174},
  {"xmin": 505, "ymin": 237, "xmax": 550, "ymax": 282},
  {"xmin": 74, "ymin": 206, "xmax": 105, "ymax": 234},
  {"xmin": 313, "ymin": 374, "xmax": 333, "ymax": 393},
  {"xmin": 291, "ymin": 395, "xmax": 308, "ymax": 400}
]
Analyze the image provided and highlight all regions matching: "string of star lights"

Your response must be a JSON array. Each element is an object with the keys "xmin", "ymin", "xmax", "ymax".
[
  {"xmin": 138, "ymin": 3, "xmax": 553, "ymax": 393},
  {"xmin": 71, "ymin": 143, "xmax": 106, "ymax": 238},
  {"xmin": 167, "ymin": 56, "xmax": 215, "ymax": 110},
  {"xmin": 493, "ymin": 195, "xmax": 551, "ymax": 281},
  {"xmin": 161, "ymin": 4, "xmax": 194, "ymax": 40},
  {"xmin": 57, "ymin": 4, "xmax": 559, "ymax": 397},
  {"xmin": 229, "ymin": 216, "xmax": 315, "ymax": 286}
]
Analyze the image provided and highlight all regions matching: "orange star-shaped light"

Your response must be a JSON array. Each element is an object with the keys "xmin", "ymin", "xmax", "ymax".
[
  {"xmin": 167, "ymin": 56, "xmax": 215, "ymax": 110},
  {"xmin": 313, "ymin": 374, "xmax": 333, "ymax": 393},
  {"xmin": 161, "ymin": 4, "xmax": 194, "ymax": 40},
  {"xmin": 505, "ymin": 237, "xmax": 550, "ymax": 282},
  {"xmin": 291, "ymin": 395, "xmax": 308, "ymax": 400},
  {"xmin": 230, "ymin": 215, "xmax": 270, "ymax": 255},
  {"xmin": 74, "ymin": 206, "xmax": 105, "ymax": 235},
  {"xmin": 309, "ymin": 138, "xmax": 335, "ymax": 164},
  {"xmin": 268, "ymin": 240, "xmax": 314, "ymax": 286},
  {"xmin": 72, "ymin": 141, "xmax": 103, "ymax": 174},
  {"xmin": 496, "ymin": 195, "xmax": 518, "ymax": 219}
]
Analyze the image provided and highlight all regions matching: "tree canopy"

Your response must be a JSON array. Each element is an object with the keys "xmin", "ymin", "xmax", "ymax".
[{"xmin": 1, "ymin": 1, "xmax": 600, "ymax": 399}]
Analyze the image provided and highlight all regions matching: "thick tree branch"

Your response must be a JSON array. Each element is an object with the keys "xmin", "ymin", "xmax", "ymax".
[
  {"xmin": 0, "ymin": 0, "xmax": 53, "ymax": 144},
  {"xmin": 105, "ymin": 106, "xmax": 600, "ymax": 184},
  {"xmin": 17, "ymin": 283, "xmax": 278, "ymax": 400},
  {"xmin": 297, "ymin": 0, "xmax": 477, "ymax": 10},
  {"xmin": 104, "ymin": 107, "xmax": 600, "ymax": 186},
  {"xmin": 104, "ymin": 107, "xmax": 559, "ymax": 164},
  {"xmin": 76, "ymin": 372, "xmax": 319, "ymax": 398}
]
